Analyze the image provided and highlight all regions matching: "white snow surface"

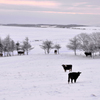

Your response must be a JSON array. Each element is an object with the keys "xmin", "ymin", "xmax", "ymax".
[{"xmin": 0, "ymin": 26, "xmax": 100, "ymax": 100}]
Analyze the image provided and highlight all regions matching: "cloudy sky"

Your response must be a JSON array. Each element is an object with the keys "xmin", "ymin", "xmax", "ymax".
[{"xmin": 0, "ymin": 0, "xmax": 100, "ymax": 25}]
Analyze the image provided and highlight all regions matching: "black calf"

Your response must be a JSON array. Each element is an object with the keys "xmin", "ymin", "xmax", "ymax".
[
  {"xmin": 54, "ymin": 50, "xmax": 57, "ymax": 54},
  {"xmin": 68, "ymin": 72, "xmax": 81, "ymax": 83},
  {"xmin": 62, "ymin": 64, "xmax": 72, "ymax": 72}
]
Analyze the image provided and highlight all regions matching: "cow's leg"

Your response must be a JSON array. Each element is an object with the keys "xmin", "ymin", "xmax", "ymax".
[
  {"xmin": 71, "ymin": 79, "xmax": 73, "ymax": 83},
  {"xmin": 74, "ymin": 79, "xmax": 76, "ymax": 83},
  {"xmin": 64, "ymin": 69, "xmax": 66, "ymax": 72},
  {"xmin": 90, "ymin": 54, "xmax": 92, "ymax": 57},
  {"xmin": 68, "ymin": 76, "xmax": 70, "ymax": 83}
]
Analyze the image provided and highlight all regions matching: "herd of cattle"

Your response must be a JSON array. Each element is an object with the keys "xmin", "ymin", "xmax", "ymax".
[
  {"xmin": 0, "ymin": 49, "xmax": 93, "ymax": 57},
  {"xmin": 18, "ymin": 50, "xmax": 92, "ymax": 57},
  {"xmin": 62, "ymin": 64, "xmax": 81, "ymax": 84}
]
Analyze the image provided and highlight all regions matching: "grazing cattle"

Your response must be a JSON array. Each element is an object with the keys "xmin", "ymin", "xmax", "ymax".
[
  {"xmin": 62, "ymin": 64, "xmax": 72, "ymax": 72},
  {"xmin": 84, "ymin": 52, "xmax": 92, "ymax": 57},
  {"xmin": 17, "ymin": 46, "xmax": 25, "ymax": 55},
  {"xmin": 18, "ymin": 50, "xmax": 25, "ymax": 55},
  {"xmin": 68, "ymin": 72, "xmax": 81, "ymax": 83},
  {"xmin": 54, "ymin": 50, "xmax": 57, "ymax": 54}
]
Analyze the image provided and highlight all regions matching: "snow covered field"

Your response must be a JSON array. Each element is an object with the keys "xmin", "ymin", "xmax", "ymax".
[{"xmin": 0, "ymin": 26, "xmax": 100, "ymax": 100}]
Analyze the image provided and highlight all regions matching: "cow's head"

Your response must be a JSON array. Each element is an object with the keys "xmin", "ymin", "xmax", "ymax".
[{"xmin": 78, "ymin": 72, "xmax": 82, "ymax": 75}]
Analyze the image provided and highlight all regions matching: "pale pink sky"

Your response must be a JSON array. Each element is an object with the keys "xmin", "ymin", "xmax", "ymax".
[{"xmin": 0, "ymin": 0, "xmax": 100, "ymax": 25}]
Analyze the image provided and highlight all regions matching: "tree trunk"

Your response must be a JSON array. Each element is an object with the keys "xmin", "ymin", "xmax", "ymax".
[
  {"xmin": 27, "ymin": 50, "xmax": 28, "ymax": 55},
  {"xmin": 74, "ymin": 50, "xmax": 76, "ymax": 55},
  {"xmin": 47, "ymin": 48, "xmax": 50, "ymax": 54},
  {"xmin": 58, "ymin": 49, "xmax": 59, "ymax": 54}
]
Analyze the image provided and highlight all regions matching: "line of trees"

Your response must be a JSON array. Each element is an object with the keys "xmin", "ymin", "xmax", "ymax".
[
  {"xmin": 67, "ymin": 32, "xmax": 100, "ymax": 57},
  {"xmin": 0, "ymin": 35, "xmax": 31, "ymax": 56},
  {"xmin": 1, "ymin": 33, "xmax": 100, "ymax": 57}
]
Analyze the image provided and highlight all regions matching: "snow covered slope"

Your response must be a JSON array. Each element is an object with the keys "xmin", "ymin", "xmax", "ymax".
[{"xmin": 0, "ymin": 26, "xmax": 100, "ymax": 100}]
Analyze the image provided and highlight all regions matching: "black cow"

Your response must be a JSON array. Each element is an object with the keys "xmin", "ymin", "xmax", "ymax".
[
  {"xmin": 62, "ymin": 64, "xmax": 72, "ymax": 72},
  {"xmin": 68, "ymin": 72, "xmax": 81, "ymax": 83},
  {"xmin": 18, "ymin": 51, "xmax": 24, "ymax": 55},
  {"xmin": 54, "ymin": 50, "xmax": 57, "ymax": 54},
  {"xmin": 84, "ymin": 52, "xmax": 92, "ymax": 57}
]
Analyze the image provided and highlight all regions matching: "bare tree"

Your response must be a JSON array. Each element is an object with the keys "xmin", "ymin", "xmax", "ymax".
[
  {"xmin": 3, "ymin": 35, "xmax": 11, "ymax": 56},
  {"xmin": 0, "ymin": 35, "xmax": 33, "ymax": 57},
  {"xmin": 68, "ymin": 33, "xmax": 100, "ymax": 57},
  {"xmin": 40, "ymin": 45, "xmax": 47, "ymax": 54},
  {"xmin": 90, "ymin": 32, "xmax": 100, "ymax": 55},
  {"xmin": 76, "ymin": 33, "xmax": 92, "ymax": 52},
  {"xmin": 67, "ymin": 36, "xmax": 80, "ymax": 55},
  {"xmin": 40, "ymin": 40, "xmax": 53, "ymax": 54},
  {"xmin": 23, "ymin": 37, "xmax": 31, "ymax": 55},
  {"xmin": 0, "ymin": 38, "xmax": 3, "ymax": 54},
  {"xmin": 10, "ymin": 40, "xmax": 15, "ymax": 56}
]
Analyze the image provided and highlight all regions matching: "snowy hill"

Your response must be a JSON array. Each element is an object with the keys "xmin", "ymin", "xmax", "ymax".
[{"xmin": 0, "ymin": 26, "xmax": 100, "ymax": 100}]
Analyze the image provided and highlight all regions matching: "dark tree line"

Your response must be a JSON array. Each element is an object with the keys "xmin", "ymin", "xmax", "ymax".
[{"xmin": 0, "ymin": 35, "xmax": 31, "ymax": 56}]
